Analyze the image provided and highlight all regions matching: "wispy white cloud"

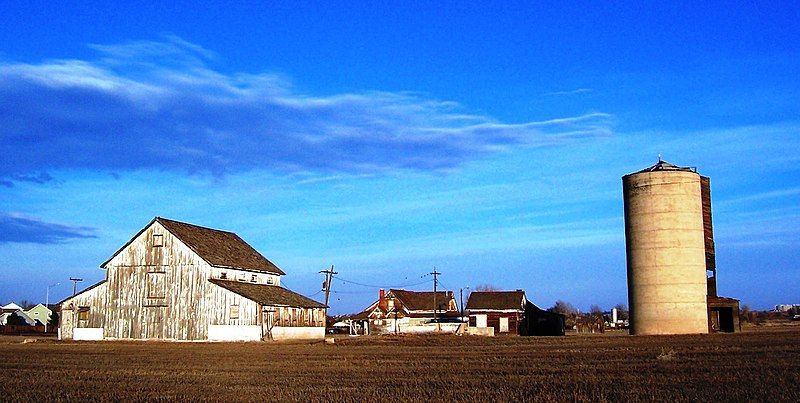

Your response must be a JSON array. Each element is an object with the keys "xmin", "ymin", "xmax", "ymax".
[
  {"xmin": 545, "ymin": 88, "xmax": 593, "ymax": 96},
  {"xmin": 718, "ymin": 187, "xmax": 800, "ymax": 205},
  {"xmin": 0, "ymin": 38, "xmax": 614, "ymax": 185},
  {"xmin": 0, "ymin": 213, "xmax": 96, "ymax": 244}
]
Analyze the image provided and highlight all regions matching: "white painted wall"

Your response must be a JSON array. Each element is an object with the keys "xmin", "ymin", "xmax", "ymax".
[
  {"xmin": 208, "ymin": 325, "xmax": 262, "ymax": 341},
  {"xmin": 271, "ymin": 326, "xmax": 325, "ymax": 341},
  {"xmin": 467, "ymin": 327, "xmax": 495, "ymax": 336},
  {"xmin": 73, "ymin": 328, "xmax": 104, "ymax": 341}
]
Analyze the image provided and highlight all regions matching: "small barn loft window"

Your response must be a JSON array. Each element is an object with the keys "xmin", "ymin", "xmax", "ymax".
[
  {"xmin": 230, "ymin": 305, "xmax": 240, "ymax": 319},
  {"xmin": 250, "ymin": 274, "xmax": 257, "ymax": 283},
  {"xmin": 237, "ymin": 273, "xmax": 246, "ymax": 282},
  {"xmin": 220, "ymin": 272, "xmax": 227, "ymax": 280},
  {"xmin": 147, "ymin": 272, "xmax": 166, "ymax": 299},
  {"xmin": 152, "ymin": 234, "xmax": 164, "ymax": 247},
  {"xmin": 266, "ymin": 277, "xmax": 274, "ymax": 285}
]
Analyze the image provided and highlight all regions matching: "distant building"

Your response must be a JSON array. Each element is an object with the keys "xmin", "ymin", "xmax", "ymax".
[
  {"xmin": 774, "ymin": 304, "xmax": 800, "ymax": 312},
  {"xmin": 1, "ymin": 302, "xmax": 41, "ymax": 326},
  {"xmin": 25, "ymin": 304, "xmax": 52, "ymax": 326},
  {"xmin": 466, "ymin": 290, "xmax": 565, "ymax": 336},
  {"xmin": 58, "ymin": 217, "xmax": 326, "ymax": 341},
  {"xmin": 353, "ymin": 288, "xmax": 460, "ymax": 334}
]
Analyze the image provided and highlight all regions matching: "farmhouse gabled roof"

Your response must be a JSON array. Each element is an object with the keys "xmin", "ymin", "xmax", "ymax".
[
  {"xmin": 466, "ymin": 290, "xmax": 526, "ymax": 311},
  {"xmin": 209, "ymin": 279, "xmax": 326, "ymax": 308},
  {"xmin": 389, "ymin": 289, "xmax": 454, "ymax": 312},
  {"xmin": 101, "ymin": 217, "xmax": 285, "ymax": 275}
]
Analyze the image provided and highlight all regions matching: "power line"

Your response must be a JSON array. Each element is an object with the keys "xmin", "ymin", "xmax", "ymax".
[
  {"xmin": 329, "ymin": 290, "xmax": 374, "ymax": 295},
  {"xmin": 336, "ymin": 276, "xmax": 430, "ymax": 289}
]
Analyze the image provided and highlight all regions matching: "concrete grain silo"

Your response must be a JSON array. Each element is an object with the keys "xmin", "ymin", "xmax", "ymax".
[{"xmin": 622, "ymin": 160, "xmax": 709, "ymax": 335}]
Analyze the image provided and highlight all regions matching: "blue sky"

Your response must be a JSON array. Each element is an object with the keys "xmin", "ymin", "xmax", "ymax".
[{"xmin": 1, "ymin": 2, "xmax": 798, "ymax": 313}]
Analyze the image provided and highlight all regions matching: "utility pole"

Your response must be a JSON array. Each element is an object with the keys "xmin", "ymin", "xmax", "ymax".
[
  {"xmin": 69, "ymin": 278, "xmax": 83, "ymax": 296},
  {"xmin": 45, "ymin": 282, "xmax": 60, "ymax": 333},
  {"xmin": 460, "ymin": 286, "xmax": 470, "ymax": 322},
  {"xmin": 430, "ymin": 267, "xmax": 440, "ymax": 331},
  {"xmin": 319, "ymin": 265, "xmax": 337, "ymax": 308}
]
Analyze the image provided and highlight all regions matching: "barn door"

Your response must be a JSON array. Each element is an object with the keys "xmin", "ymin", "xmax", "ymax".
[
  {"xmin": 262, "ymin": 308, "xmax": 274, "ymax": 341},
  {"xmin": 499, "ymin": 317, "xmax": 509, "ymax": 333}
]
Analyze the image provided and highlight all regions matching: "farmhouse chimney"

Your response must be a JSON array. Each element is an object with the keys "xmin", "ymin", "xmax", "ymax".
[{"xmin": 378, "ymin": 289, "xmax": 387, "ymax": 311}]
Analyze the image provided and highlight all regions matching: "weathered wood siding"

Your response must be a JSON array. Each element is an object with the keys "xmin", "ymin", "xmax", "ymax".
[
  {"xmin": 59, "ymin": 282, "xmax": 108, "ymax": 337},
  {"xmin": 64, "ymin": 220, "xmax": 319, "ymax": 341},
  {"xmin": 206, "ymin": 283, "xmax": 261, "ymax": 327},
  {"xmin": 103, "ymin": 221, "xmax": 223, "ymax": 340},
  {"xmin": 700, "ymin": 176, "xmax": 716, "ymax": 272}
]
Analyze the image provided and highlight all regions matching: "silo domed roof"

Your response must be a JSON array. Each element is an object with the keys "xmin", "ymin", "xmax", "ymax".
[{"xmin": 629, "ymin": 159, "xmax": 697, "ymax": 175}]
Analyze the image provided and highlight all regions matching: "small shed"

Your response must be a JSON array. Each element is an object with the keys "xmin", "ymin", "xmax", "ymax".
[
  {"xmin": 467, "ymin": 290, "xmax": 565, "ymax": 336},
  {"xmin": 467, "ymin": 290, "xmax": 527, "ymax": 334}
]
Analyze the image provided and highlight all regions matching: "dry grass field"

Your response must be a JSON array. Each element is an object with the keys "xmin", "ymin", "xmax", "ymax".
[{"xmin": 1, "ymin": 328, "xmax": 799, "ymax": 402}]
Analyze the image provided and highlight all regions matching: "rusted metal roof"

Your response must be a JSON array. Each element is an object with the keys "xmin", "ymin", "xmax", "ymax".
[
  {"xmin": 389, "ymin": 289, "xmax": 454, "ymax": 312},
  {"xmin": 628, "ymin": 159, "xmax": 697, "ymax": 175},
  {"xmin": 466, "ymin": 290, "xmax": 525, "ymax": 311},
  {"xmin": 209, "ymin": 279, "xmax": 326, "ymax": 308}
]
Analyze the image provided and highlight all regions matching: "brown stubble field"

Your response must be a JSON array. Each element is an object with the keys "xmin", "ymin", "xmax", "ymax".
[{"xmin": 1, "ymin": 328, "xmax": 799, "ymax": 402}]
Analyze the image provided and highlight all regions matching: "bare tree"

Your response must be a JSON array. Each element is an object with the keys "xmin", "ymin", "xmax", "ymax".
[
  {"xmin": 473, "ymin": 284, "xmax": 499, "ymax": 291},
  {"xmin": 613, "ymin": 303, "xmax": 629, "ymax": 320},
  {"xmin": 589, "ymin": 304, "xmax": 604, "ymax": 317},
  {"xmin": 549, "ymin": 300, "xmax": 578, "ymax": 316}
]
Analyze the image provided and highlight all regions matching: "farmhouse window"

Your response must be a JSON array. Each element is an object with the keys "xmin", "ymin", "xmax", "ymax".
[
  {"xmin": 147, "ymin": 272, "xmax": 166, "ymax": 299},
  {"xmin": 250, "ymin": 274, "xmax": 257, "ymax": 283},
  {"xmin": 230, "ymin": 305, "xmax": 240, "ymax": 319},
  {"xmin": 152, "ymin": 233, "xmax": 163, "ymax": 247},
  {"xmin": 220, "ymin": 272, "xmax": 227, "ymax": 280}
]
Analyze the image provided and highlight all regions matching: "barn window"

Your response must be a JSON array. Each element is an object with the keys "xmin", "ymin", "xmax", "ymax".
[
  {"xmin": 237, "ymin": 272, "xmax": 246, "ymax": 282},
  {"xmin": 230, "ymin": 305, "xmax": 240, "ymax": 319},
  {"xmin": 220, "ymin": 272, "xmax": 227, "ymax": 280},
  {"xmin": 147, "ymin": 272, "xmax": 166, "ymax": 299},
  {"xmin": 152, "ymin": 234, "xmax": 163, "ymax": 247},
  {"xmin": 78, "ymin": 307, "xmax": 90, "ymax": 321},
  {"xmin": 250, "ymin": 274, "xmax": 257, "ymax": 283},
  {"xmin": 266, "ymin": 277, "xmax": 274, "ymax": 285}
]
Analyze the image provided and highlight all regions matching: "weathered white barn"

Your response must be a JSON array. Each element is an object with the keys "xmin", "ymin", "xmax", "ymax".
[{"xmin": 59, "ymin": 217, "xmax": 326, "ymax": 341}]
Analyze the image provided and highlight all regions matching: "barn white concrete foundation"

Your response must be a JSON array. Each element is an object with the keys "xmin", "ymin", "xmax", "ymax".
[{"xmin": 73, "ymin": 328, "xmax": 104, "ymax": 341}]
